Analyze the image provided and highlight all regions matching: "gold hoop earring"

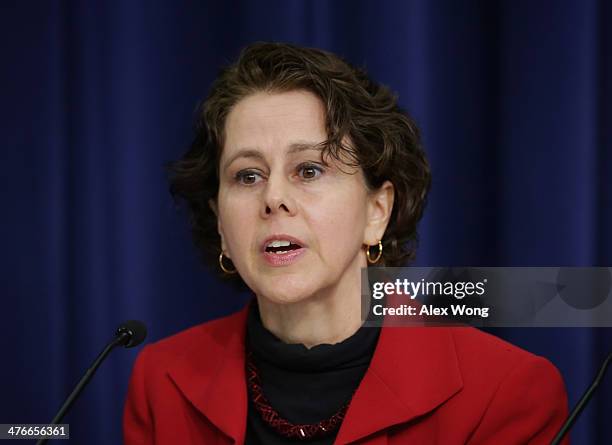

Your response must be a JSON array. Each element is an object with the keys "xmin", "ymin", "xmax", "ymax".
[
  {"xmin": 366, "ymin": 240, "xmax": 383, "ymax": 264},
  {"xmin": 219, "ymin": 252, "xmax": 237, "ymax": 274}
]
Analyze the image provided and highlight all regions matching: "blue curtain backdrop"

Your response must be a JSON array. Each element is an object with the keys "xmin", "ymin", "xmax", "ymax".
[{"xmin": 1, "ymin": 0, "xmax": 611, "ymax": 443}]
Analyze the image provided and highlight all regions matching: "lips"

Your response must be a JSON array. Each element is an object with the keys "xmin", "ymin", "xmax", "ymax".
[
  {"xmin": 261, "ymin": 234, "xmax": 306, "ymax": 253},
  {"xmin": 261, "ymin": 234, "xmax": 307, "ymax": 267}
]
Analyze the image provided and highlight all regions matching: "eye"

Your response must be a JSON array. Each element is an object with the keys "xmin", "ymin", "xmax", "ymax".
[
  {"xmin": 235, "ymin": 170, "xmax": 263, "ymax": 185},
  {"xmin": 298, "ymin": 163, "xmax": 324, "ymax": 180}
]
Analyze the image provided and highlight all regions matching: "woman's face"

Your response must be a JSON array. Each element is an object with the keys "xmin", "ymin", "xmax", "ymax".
[{"xmin": 215, "ymin": 90, "xmax": 392, "ymax": 305}]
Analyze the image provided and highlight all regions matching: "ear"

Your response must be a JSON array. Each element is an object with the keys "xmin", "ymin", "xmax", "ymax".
[
  {"xmin": 363, "ymin": 180, "xmax": 394, "ymax": 245},
  {"xmin": 209, "ymin": 199, "xmax": 228, "ymax": 255}
]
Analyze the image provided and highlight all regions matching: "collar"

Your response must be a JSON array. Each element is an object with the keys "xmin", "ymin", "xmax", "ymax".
[
  {"xmin": 246, "ymin": 300, "xmax": 380, "ymax": 372},
  {"xmin": 167, "ymin": 301, "xmax": 463, "ymax": 444}
]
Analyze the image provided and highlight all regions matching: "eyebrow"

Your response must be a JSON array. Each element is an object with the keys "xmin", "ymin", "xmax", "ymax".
[{"xmin": 222, "ymin": 141, "xmax": 324, "ymax": 171}]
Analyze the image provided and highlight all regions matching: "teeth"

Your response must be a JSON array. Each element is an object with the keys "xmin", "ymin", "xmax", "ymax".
[{"xmin": 267, "ymin": 240, "xmax": 292, "ymax": 248}]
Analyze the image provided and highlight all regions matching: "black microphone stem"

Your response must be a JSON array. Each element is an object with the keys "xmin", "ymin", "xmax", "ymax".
[
  {"xmin": 36, "ymin": 333, "xmax": 129, "ymax": 445},
  {"xmin": 551, "ymin": 351, "xmax": 612, "ymax": 445}
]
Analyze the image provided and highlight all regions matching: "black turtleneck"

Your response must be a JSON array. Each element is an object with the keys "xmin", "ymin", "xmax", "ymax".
[{"xmin": 245, "ymin": 301, "xmax": 381, "ymax": 445}]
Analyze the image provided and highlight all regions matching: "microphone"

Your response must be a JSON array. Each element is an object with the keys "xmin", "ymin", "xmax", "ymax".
[
  {"xmin": 36, "ymin": 320, "xmax": 147, "ymax": 445},
  {"xmin": 551, "ymin": 350, "xmax": 612, "ymax": 445},
  {"xmin": 116, "ymin": 320, "xmax": 147, "ymax": 348}
]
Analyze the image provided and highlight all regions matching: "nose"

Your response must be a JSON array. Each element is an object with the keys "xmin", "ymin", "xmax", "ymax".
[{"xmin": 260, "ymin": 172, "xmax": 297, "ymax": 218}]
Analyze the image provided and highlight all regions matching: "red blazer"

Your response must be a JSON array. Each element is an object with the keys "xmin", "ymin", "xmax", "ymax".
[{"xmin": 123, "ymin": 303, "xmax": 569, "ymax": 444}]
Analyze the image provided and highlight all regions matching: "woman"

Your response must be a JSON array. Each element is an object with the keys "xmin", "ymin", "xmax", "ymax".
[{"xmin": 124, "ymin": 42, "xmax": 568, "ymax": 444}]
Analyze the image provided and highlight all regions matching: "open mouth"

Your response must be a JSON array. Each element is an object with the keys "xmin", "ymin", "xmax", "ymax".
[
  {"xmin": 261, "ymin": 237, "xmax": 306, "ymax": 266},
  {"xmin": 265, "ymin": 240, "xmax": 303, "ymax": 255}
]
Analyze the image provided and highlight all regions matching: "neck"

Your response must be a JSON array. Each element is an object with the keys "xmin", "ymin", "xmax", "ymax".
[{"xmin": 256, "ymin": 260, "xmax": 366, "ymax": 349}]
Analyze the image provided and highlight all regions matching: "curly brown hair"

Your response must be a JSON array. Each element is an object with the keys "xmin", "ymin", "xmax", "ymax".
[{"xmin": 168, "ymin": 42, "xmax": 431, "ymax": 285}]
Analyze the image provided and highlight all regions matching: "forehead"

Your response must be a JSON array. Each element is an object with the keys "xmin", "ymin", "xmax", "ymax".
[{"xmin": 223, "ymin": 90, "xmax": 327, "ymax": 154}]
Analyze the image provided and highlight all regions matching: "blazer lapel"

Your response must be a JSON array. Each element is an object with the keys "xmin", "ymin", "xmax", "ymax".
[
  {"xmin": 335, "ymin": 326, "xmax": 463, "ymax": 444},
  {"xmin": 167, "ymin": 305, "xmax": 250, "ymax": 444}
]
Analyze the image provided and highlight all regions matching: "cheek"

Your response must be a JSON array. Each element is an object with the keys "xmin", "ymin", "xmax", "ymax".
[
  {"xmin": 309, "ymin": 192, "xmax": 369, "ymax": 253},
  {"xmin": 218, "ymin": 196, "xmax": 258, "ymax": 256}
]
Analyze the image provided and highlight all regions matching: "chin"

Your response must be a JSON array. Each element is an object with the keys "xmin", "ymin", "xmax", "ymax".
[
  {"xmin": 259, "ymin": 286, "xmax": 313, "ymax": 305},
  {"xmin": 253, "ymin": 276, "xmax": 319, "ymax": 306}
]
